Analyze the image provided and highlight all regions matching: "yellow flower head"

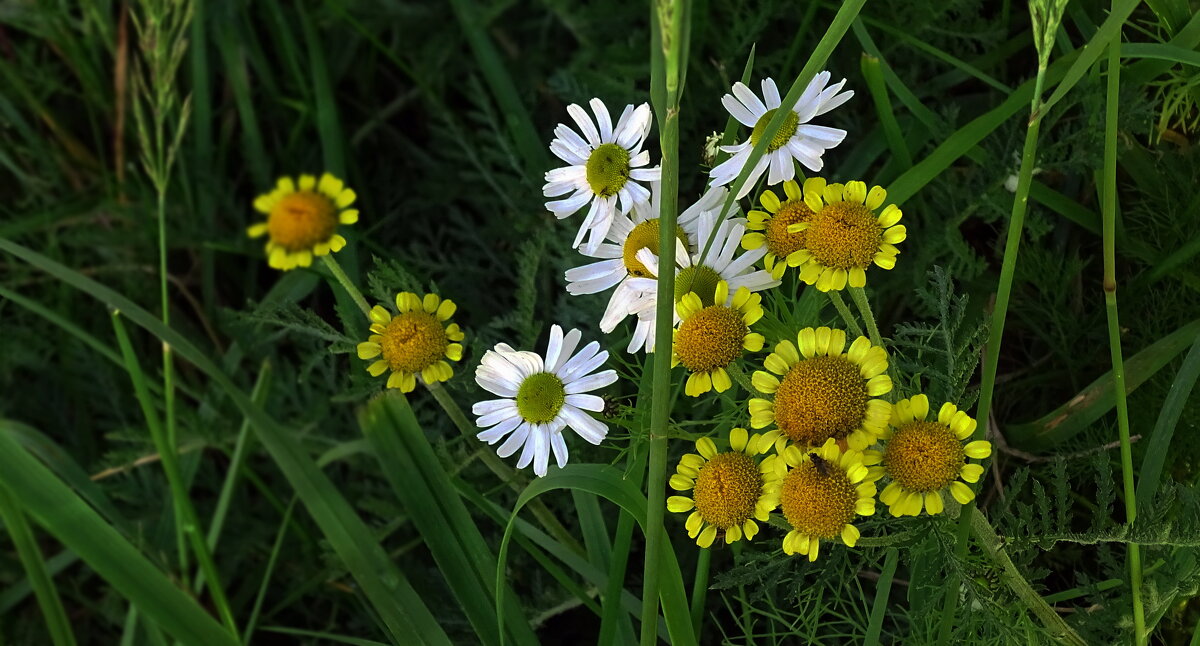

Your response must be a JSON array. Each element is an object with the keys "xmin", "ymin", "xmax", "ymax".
[
  {"xmin": 671, "ymin": 280, "xmax": 766, "ymax": 397},
  {"xmin": 788, "ymin": 179, "xmax": 905, "ymax": 291},
  {"xmin": 667, "ymin": 428, "xmax": 780, "ymax": 548},
  {"xmin": 740, "ymin": 178, "xmax": 821, "ymax": 280},
  {"xmin": 247, "ymin": 173, "xmax": 359, "ymax": 270},
  {"xmin": 749, "ymin": 327, "xmax": 892, "ymax": 452},
  {"xmin": 879, "ymin": 395, "xmax": 992, "ymax": 516},
  {"xmin": 769, "ymin": 438, "xmax": 880, "ymax": 561},
  {"xmin": 356, "ymin": 292, "xmax": 465, "ymax": 392}
]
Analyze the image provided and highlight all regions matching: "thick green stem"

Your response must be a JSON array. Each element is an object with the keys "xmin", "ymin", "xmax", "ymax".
[
  {"xmin": 848, "ymin": 286, "xmax": 883, "ymax": 346},
  {"xmin": 642, "ymin": 1, "xmax": 688, "ymax": 642},
  {"xmin": 726, "ymin": 363, "xmax": 761, "ymax": 397},
  {"xmin": 689, "ymin": 548, "xmax": 711, "ymax": 635},
  {"xmin": 827, "ymin": 290, "xmax": 864, "ymax": 338},
  {"xmin": 321, "ymin": 255, "xmax": 371, "ymax": 317},
  {"xmin": 1102, "ymin": 28, "xmax": 1146, "ymax": 645},
  {"xmin": 936, "ymin": 60, "xmax": 1051, "ymax": 644}
]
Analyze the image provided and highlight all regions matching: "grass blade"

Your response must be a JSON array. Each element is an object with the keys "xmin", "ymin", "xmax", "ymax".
[
  {"xmin": 1135, "ymin": 336, "xmax": 1200, "ymax": 512},
  {"xmin": 0, "ymin": 484, "xmax": 77, "ymax": 646}
]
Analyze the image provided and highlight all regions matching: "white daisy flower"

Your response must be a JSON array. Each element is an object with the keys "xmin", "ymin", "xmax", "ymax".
[
  {"xmin": 563, "ymin": 182, "xmax": 728, "ymax": 353},
  {"xmin": 619, "ymin": 209, "xmax": 782, "ymax": 352},
  {"xmin": 710, "ymin": 74, "xmax": 854, "ymax": 198},
  {"xmin": 543, "ymin": 99, "xmax": 661, "ymax": 255},
  {"xmin": 473, "ymin": 325, "xmax": 618, "ymax": 477}
]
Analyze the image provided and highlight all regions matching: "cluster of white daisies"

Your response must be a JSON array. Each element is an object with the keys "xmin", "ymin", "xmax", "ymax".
[{"xmin": 473, "ymin": 74, "xmax": 853, "ymax": 476}]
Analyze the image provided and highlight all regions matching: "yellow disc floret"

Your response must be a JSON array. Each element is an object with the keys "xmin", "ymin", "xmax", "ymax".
[
  {"xmin": 750, "ymin": 108, "xmax": 800, "ymax": 152},
  {"xmin": 878, "ymin": 395, "xmax": 993, "ymax": 516},
  {"xmin": 742, "ymin": 179, "xmax": 824, "ymax": 280},
  {"xmin": 623, "ymin": 219, "xmax": 688, "ymax": 278},
  {"xmin": 672, "ymin": 281, "xmax": 766, "ymax": 397},
  {"xmin": 667, "ymin": 429, "xmax": 780, "ymax": 548},
  {"xmin": 248, "ymin": 173, "xmax": 359, "ymax": 271},
  {"xmin": 749, "ymin": 327, "xmax": 892, "ymax": 451},
  {"xmin": 769, "ymin": 439, "xmax": 879, "ymax": 562},
  {"xmin": 358, "ymin": 292, "xmax": 465, "ymax": 392},
  {"xmin": 585, "ymin": 143, "xmax": 631, "ymax": 197},
  {"xmin": 792, "ymin": 179, "xmax": 906, "ymax": 291}
]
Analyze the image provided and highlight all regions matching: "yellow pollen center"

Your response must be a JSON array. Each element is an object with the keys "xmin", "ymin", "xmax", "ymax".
[
  {"xmin": 674, "ymin": 306, "xmax": 747, "ymax": 373},
  {"xmin": 884, "ymin": 421, "xmax": 965, "ymax": 492},
  {"xmin": 379, "ymin": 311, "xmax": 449, "ymax": 374},
  {"xmin": 773, "ymin": 356, "xmax": 868, "ymax": 447},
  {"xmin": 750, "ymin": 108, "xmax": 800, "ymax": 153},
  {"xmin": 674, "ymin": 265, "xmax": 722, "ymax": 306},
  {"xmin": 585, "ymin": 143, "xmax": 631, "ymax": 197},
  {"xmin": 515, "ymin": 372, "xmax": 566, "ymax": 424},
  {"xmin": 805, "ymin": 201, "xmax": 883, "ymax": 270},
  {"xmin": 267, "ymin": 190, "xmax": 338, "ymax": 251},
  {"xmin": 622, "ymin": 219, "xmax": 689, "ymax": 277},
  {"xmin": 780, "ymin": 461, "xmax": 857, "ymax": 539},
  {"xmin": 764, "ymin": 200, "xmax": 813, "ymax": 258},
  {"xmin": 692, "ymin": 452, "xmax": 762, "ymax": 529}
]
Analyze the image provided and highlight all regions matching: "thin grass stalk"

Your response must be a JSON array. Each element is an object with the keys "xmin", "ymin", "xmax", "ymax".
[
  {"xmin": 0, "ymin": 485, "xmax": 77, "ymax": 646},
  {"xmin": 934, "ymin": 12, "xmax": 1057, "ymax": 639},
  {"xmin": 864, "ymin": 547, "xmax": 898, "ymax": 646},
  {"xmin": 642, "ymin": 0, "xmax": 688, "ymax": 642},
  {"xmin": 826, "ymin": 291, "xmax": 864, "ymax": 338},
  {"xmin": 110, "ymin": 311, "xmax": 240, "ymax": 638},
  {"xmin": 1102, "ymin": 26, "xmax": 1147, "ymax": 645},
  {"xmin": 689, "ymin": 548, "xmax": 711, "ymax": 635}
]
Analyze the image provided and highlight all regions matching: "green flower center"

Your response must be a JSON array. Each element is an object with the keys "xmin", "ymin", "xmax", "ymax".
[
  {"xmin": 585, "ymin": 143, "xmax": 631, "ymax": 198},
  {"xmin": 750, "ymin": 108, "xmax": 800, "ymax": 153},
  {"xmin": 516, "ymin": 372, "xmax": 567, "ymax": 424},
  {"xmin": 674, "ymin": 264, "xmax": 722, "ymax": 306},
  {"xmin": 623, "ymin": 218, "xmax": 689, "ymax": 278}
]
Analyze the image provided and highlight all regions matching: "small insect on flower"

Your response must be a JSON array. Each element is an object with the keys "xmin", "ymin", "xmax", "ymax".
[
  {"xmin": 543, "ymin": 99, "xmax": 661, "ymax": 255},
  {"xmin": 710, "ymin": 74, "xmax": 853, "ymax": 199},
  {"xmin": 473, "ymin": 325, "xmax": 619, "ymax": 477},
  {"xmin": 741, "ymin": 178, "xmax": 825, "ymax": 280},
  {"xmin": 357, "ymin": 292, "xmax": 464, "ymax": 393},
  {"xmin": 879, "ymin": 395, "xmax": 992, "ymax": 516},
  {"xmin": 749, "ymin": 327, "xmax": 892, "ymax": 452},
  {"xmin": 247, "ymin": 173, "xmax": 358, "ymax": 270},
  {"xmin": 667, "ymin": 428, "xmax": 780, "ymax": 548},
  {"xmin": 770, "ymin": 438, "xmax": 880, "ymax": 562},
  {"xmin": 671, "ymin": 280, "xmax": 766, "ymax": 397},
  {"xmin": 791, "ymin": 178, "xmax": 906, "ymax": 292}
]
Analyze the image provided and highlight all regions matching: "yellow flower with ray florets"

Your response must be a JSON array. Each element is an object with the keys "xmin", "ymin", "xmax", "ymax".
[
  {"xmin": 786, "ymin": 179, "xmax": 905, "ymax": 291},
  {"xmin": 671, "ymin": 280, "xmax": 766, "ymax": 397},
  {"xmin": 667, "ymin": 428, "xmax": 780, "ymax": 548},
  {"xmin": 357, "ymin": 292, "xmax": 465, "ymax": 392},
  {"xmin": 740, "ymin": 178, "xmax": 824, "ymax": 280},
  {"xmin": 749, "ymin": 327, "xmax": 892, "ymax": 452},
  {"xmin": 247, "ymin": 173, "xmax": 359, "ymax": 270},
  {"xmin": 768, "ymin": 438, "xmax": 880, "ymax": 562},
  {"xmin": 878, "ymin": 395, "xmax": 992, "ymax": 516}
]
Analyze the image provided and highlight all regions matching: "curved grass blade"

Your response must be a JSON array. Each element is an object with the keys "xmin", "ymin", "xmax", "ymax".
[
  {"xmin": 1135, "ymin": 335, "xmax": 1200, "ymax": 513},
  {"xmin": 0, "ymin": 236, "xmax": 449, "ymax": 646},
  {"xmin": 0, "ymin": 421, "xmax": 238, "ymax": 646},
  {"xmin": 0, "ymin": 484, "xmax": 77, "ymax": 646},
  {"xmin": 497, "ymin": 464, "xmax": 697, "ymax": 646}
]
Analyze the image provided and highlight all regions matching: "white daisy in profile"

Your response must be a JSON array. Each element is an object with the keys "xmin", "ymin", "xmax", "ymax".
[
  {"xmin": 564, "ymin": 182, "xmax": 727, "ymax": 353},
  {"xmin": 710, "ymin": 74, "xmax": 853, "ymax": 198},
  {"xmin": 544, "ymin": 99, "xmax": 661, "ymax": 255},
  {"xmin": 473, "ymin": 325, "xmax": 618, "ymax": 477},
  {"xmin": 618, "ymin": 209, "xmax": 782, "ymax": 351}
]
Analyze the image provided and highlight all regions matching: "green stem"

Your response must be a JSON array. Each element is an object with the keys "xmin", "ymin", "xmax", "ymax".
[
  {"xmin": 321, "ymin": 255, "xmax": 371, "ymax": 317},
  {"xmin": 643, "ymin": 1, "xmax": 688, "ymax": 643},
  {"xmin": 156, "ymin": 188, "xmax": 187, "ymax": 581},
  {"xmin": 689, "ymin": 548, "xmax": 711, "ymax": 635},
  {"xmin": 864, "ymin": 547, "xmax": 898, "ymax": 646},
  {"xmin": 0, "ymin": 484, "xmax": 77, "ymax": 646},
  {"xmin": 936, "ymin": 56, "xmax": 1051, "ymax": 644},
  {"xmin": 111, "ymin": 312, "xmax": 240, "ymax": 639},
  {"xmin": 1102, "ymin": 27, "xmax": 1146, "ymax": 645},
  {"xmin": 848, "ymin": 286, "xmax": 883, "ymax": 346},
  {"xmin": 726, "ymin": 363, "xmax": 761, "ymax": 397},
  {"xmin": 827, "ymin": 290, "xmax": 864, "ymax": 338}
]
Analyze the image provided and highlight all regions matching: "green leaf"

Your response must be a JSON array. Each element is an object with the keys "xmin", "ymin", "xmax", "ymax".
[
  {"xmin": 0, "ymin": 484, "xmax": 77, "ymax": 646},
  {"xmin": 358, "ymin": 392, "xmax": 538, "ymax": 646},
  {"xmin": 1038, "ymin": 0, "xmax": 1141, "ymax": 116},
  {"xmin": 497, "ymin": 464, "xmax": 698, "ymax": 646},
  {"xmin": 1006, "ymin": 318, "xmax": 1200, "ymax": 450},
  {"xmin": 0, "ymin": 420, "xmax": 237, "ymax": 646},
  {"xmin": 0, "ymin": 236, "xmax": 449, "ymax": 646},
  {"xmin": 1135, "ymin": 335, "xmax": 1200, "ymax": 512}
]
